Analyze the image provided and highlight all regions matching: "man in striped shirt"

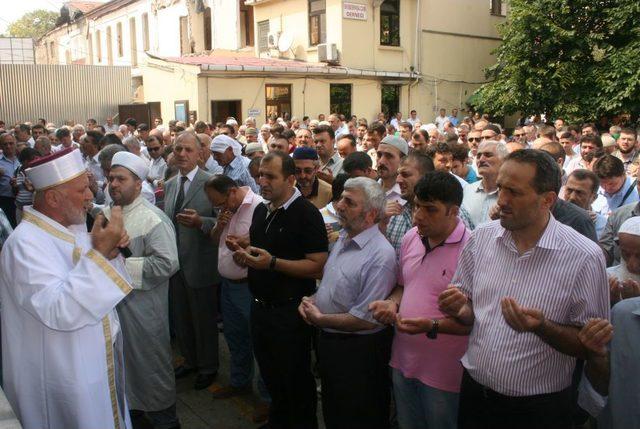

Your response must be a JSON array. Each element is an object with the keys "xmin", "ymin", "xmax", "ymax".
[{"xmin": 439, "ymin": 149, "xmax": 609, "ymax": 428}]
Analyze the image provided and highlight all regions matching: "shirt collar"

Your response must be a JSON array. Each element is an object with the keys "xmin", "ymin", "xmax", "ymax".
[
  {"xmin": 240, "ymin": 187, "xmax": 258, "ymax": 206},
  {"xmin": 122, "ymin": 195, "xmax": 145, "ymax": 214},
  {"xmin": 180, "ymin": 165, "xmax": 199, "ymax": 182},
  {"xmin": 476, "ymin": 180, "xmax": 498, "ymax": 195},
  {"xmin": 601, "ymin": 177, "xmax": 631, "ymax": 198},
  {"xmin": 496, "ymin": 213, "xmax": 561, "ymax": 251},
  {"xmin": 227, "ymin": 155, "xmax": 243, "ymax": 170},
  {"xmin": 0, "ymin": 154, "xmax": 17, "ymax": 162},
  {"xmin": 445, "ymin": 219, "xmax": 467, "ymax": 244},
  {"xmin": 342, "ymin": 224, "xmax": 379, "ymax": 249},
  {"xmin": 297, "ymin": 177, "xmax": 320, "ymax": 197},
  {"xmin": 264, "ymin": 187, "xmax": 302, "ymax": 211}
]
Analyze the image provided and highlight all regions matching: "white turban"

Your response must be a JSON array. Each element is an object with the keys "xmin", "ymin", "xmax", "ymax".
[
  {"xmin": 226, "ymin": 118, "xmax": 238, "ymax": 126},
  {"xmin": 618, "ymin": 216, "xmax": 640, "ymax": 237},
  {"xmin": 210, "ymin": 134, "xmax": 240, "ymax": 155},
  {"xmin": 111, "ymin": 151, "xmax": 149, "ymax": 180}
]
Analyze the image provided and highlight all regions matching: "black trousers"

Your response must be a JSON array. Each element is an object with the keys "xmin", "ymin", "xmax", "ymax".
[
  {"xmin": 0, "ymin": 196, "xmax": 16, "ymax": 228},
  {"xmin": 318, "ymin": 327, "xmax": 393, "ymax": 429},
  {"xmin": 251, "ymin": 301, "xmax": 317, "ymax": 429},
  {"xmin": 458, "ymin": 369, "xmax": 572, "ymax": 429}
]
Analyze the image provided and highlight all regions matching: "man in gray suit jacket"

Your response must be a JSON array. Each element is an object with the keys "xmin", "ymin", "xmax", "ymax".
[{"xmin": 164, "ymin": 132, "xmax": 220, "ymax": 390}]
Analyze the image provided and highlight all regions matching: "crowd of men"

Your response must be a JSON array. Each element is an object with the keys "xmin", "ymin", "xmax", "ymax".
[{"xmin": 0, "ymin": 108, "xmax": 638, "ymax": 429}]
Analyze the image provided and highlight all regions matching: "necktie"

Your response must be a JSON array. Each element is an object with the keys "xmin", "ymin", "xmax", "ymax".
[{"xmin": 173, "ymin": 176, "xmax": 188, "ymax": 221}]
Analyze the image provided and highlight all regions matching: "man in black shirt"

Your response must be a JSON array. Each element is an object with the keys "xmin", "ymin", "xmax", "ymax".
[{"xmin": 233, "ymin": 151, "xmax": 328, "ymax": 429}]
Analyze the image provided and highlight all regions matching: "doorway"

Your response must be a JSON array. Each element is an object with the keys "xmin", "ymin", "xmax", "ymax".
[{"xmin": 211, "ymin": 100, "xmax": 242, "ymax": 124}]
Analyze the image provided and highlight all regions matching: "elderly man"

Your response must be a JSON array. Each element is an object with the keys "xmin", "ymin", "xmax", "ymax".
[
  {"xmin": 233, "ymin": 151, "xmax": 328, "ymax": 429},
  {"xmin": 211, "ymin": 134, "xmax": 259, "ymax": 193},
  {"xmin": 34, "ymin": 136, "xmax": 52, "ymax": 156},
  {"xmin": 563, "ymin": 169, "xmax": 607, "ymax": 238},
  {"xmin": 197, "ymin": 133, "xmax": 223, "ymax": 175},
  {"xmin": 105, "ymin": 116, "xmax": 118, "ymax": 134},
  {"xmin": 164, "ymin": 132, "xmax": 220, "ymax": 390},
  {"xmin": 371, "ymin": 172, "xmax": 471, "ymax": 429},
  {"xmin": 0, "ymin": 148, "xmax": 133, "ymax": 429},
  {"xmin": 591, "ymin": 155, "xmax": 639, "ymax": 217},
  {"xmin": 439, "ymin": 149, "xmax": 609, "ymax": 428},
  {"xmin": 146, "ymin": 134, "xmax": 167, "ymax": 189},
  {"xmin": 336, "ymin": 134, "xmax": 357, "ymax": 159},
  {"xmin": 293, "ymin": 147, "xmax": 332, "ymax": 209},
  {"xmin": 72, "ymin": 124, "xmax": 85, "ymax": 146},
  {"xmin": 205, "ymin": 175, "xmax": 268, "ymax": 409},
  {"xmin": 377, "ymin": 135, "xmax": 408, "ymax": 204},
  {"xmin": 385, "ymin": 152, "xmax": 434, "ymax": 252},
  {"xmin": 0, "ymin": 133, "xmax": 19, "ymax": 227},
  {"xmin": 80, "ymin": 130, "xmax": 105, "ymax": 186},
  {"xmin": 106, "ymin": 152, "xmax": 180, "ymax": 429},
  {"xmin": 14, "ymin": 124, "xmax": 34, "ymax": 148},
  {"xmin": 461, "ymin": 140, "xmax": 508, "ymax": 229},
  {"xmin": 299, "ymin": 177, "xmax": 397, "ymax": 429},
  {"xmin": 606, "ymin": 216, "xmax": 640, "ymax": 305},
  {"xmin": 600, "ymin": 180, "xmax": 640, "ymax": 266},
  {"xmin": 296, "ymin": 128, "xmax": 314, "ymax": 148},
  {"xmin": 245, "ymin": 142, "xmax": 265, "ymax": 159},
  {"xmin": 314, "ymin": 125, "xmax": 343, "ymax": 183}
]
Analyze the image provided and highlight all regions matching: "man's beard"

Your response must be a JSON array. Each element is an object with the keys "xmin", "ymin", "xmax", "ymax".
[{"xmin": 619, "ymin": 260, "xmax": 640, "ymax": 282}]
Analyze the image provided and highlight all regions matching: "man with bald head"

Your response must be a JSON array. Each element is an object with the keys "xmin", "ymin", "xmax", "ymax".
[
  {"xmin": 196, "ymin": 133, "xmax": 223, "ymax": 174},
  {"xmin": 164, "ymin": 132, "xmax": 221, "ymax": 390}
]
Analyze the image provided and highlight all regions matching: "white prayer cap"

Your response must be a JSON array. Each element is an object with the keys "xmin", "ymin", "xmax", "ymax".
[
  {"xmin": 210, "ymin": 134, "xmax": 235, "ymax": 153},
  {"xmin": 111, "ymin": 151, "xmax": 149, "ymax": 180},
  {"xmin": 25, "ymin": 147, "xmax": 86, "ymax": 191},
  {"xmin": 618, "ymin": 217, "xmax": 640, "ymax": 237},
  {"xmin": 226, "ymin": 118, "xmax": 238, "ymax": 126},
  {"xmin": 245, "ymin": 142, "xmax": 264, "ymax": 155},
  {"xmin": 319, "ymin": 120, "xmax": 330, "ymax": 126}
]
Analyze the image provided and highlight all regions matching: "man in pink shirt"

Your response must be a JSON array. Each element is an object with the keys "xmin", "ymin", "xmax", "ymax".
[
  {"xmin": 205, "ymin": 175, "xmax": 270, "ymax": 413},
  {"xmin": 370, "ymin": 171, "xmax": 471, "ymax": 429}
]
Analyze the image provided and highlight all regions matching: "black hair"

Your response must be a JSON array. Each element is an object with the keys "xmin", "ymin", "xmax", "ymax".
[
  {"xmin": 337, "ymin": 133, "xmax": 357, "ymax": 147},
  {"xmin": 414, "ymin": 171, "xmax": 463, "ymax": 207},
  {"xmin": 568, "ymin": 169, "xmax": 600, "ymax": 195},
  {"xmin": 55, "ymin": 128, "xmax": 70, "ymax": 139},
  {"xmin": 342, "ymin": 152, "xmax": 372, "ymax": 174},
  {"xmin": 331, "ymin": 173, "xmax": 349, "ymax": 202},
  {"xmin": 262, "ymin": 151, "xmax": 295, "ymax": 178},
  {"xmin": 504, "ymin": 149, "xmax": 561, "ymax": 194},
  {"xmin": 313, "ymin": 124, "xmax": 335, "ymax": 140},
  {"xmin": 404, "ymin": 152, "xmax": 435, "ymax": 176},
  {"xmin": 205, "ymin": 174, "xmax": 238, "ymax": 194},
  {"xmin": 137, "ymin": 123, "xmax": 150, "ymax": 132},
  {"xmin": 593, "ymin": 155, "xmax": 625, "ymax": 179},
  {"xmin": 18, "ymin": 147, "xmax": 39, "ymax": 165},
  {"xmin": 100, "ymin": 133, "xmax": 123, "ymax": 147},
  {"xmin": 124, "ymin": 117, "xmax": 138, "ymax": 127}
]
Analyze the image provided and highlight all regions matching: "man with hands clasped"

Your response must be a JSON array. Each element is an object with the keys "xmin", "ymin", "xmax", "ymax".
[
  {"xmin": 298, "ymin": 177, "xmax": 397, "ymax": 429},
  {"xmin": 370, "ymin": 171, "xmax": 471, "ymax": 429},
  {"xmin": 437, "ymin": 150, "xmax": 609, "ymax": 429}
]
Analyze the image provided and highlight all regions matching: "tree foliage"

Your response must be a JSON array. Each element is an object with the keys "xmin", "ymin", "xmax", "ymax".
[
  {"xmin": 7, "ymin": 10, "xmax": 58, "ymax": 40},
  {"xmin": 473, "ymin": 0, "xmax": 640, "ymax": 122}
]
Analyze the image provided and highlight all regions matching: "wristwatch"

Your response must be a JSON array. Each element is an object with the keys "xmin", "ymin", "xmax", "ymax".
[
  {"xmin": 426, "ymin": 319, "xmax": 439, "ymax": 339},
  {"xmin": 269, "ymin": 255, "xmax": 277, "ymax": 270}
]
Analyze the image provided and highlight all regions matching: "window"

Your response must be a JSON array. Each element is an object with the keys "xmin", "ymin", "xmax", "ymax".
[
  {"xmin": 49, "ymin": 41, "xmax": 56, "ymax": 63},
  {"xmin": 116, "ymin": 22, "xmax": 123, "ymax": 57},
  {"xmin": 330, "ymin": 84, "xmax": 352, "ymax": 118},
  {"xmin": 106, "ymin": 26, "xmax": 113, "ymax": 65},
  {"xmin": 381, "ymin": 84, "xmax": 400, "ymax": 119},
  {"xmin": 174, "ymin": 100, "xmax": 189, "ymax": 123},
  {"xmin": 204, "ymin": 7, "xmax": 212, "ymax": 51},
  {"xmin": 308, "ymin": 0, "xmax": 326, "ymax": 46},
  {"xmin": 142, "ymin": 13, "xmax": 150, "ymax": 51},
  {"xmin": 258, "ymin": 20, "xmax": 270, "ymax": 53},
  {"xmin": 240, "ymin": 1, "xmax": 255, "ymax": 47},
  {"xmin": 490, "ymin": 0, "xmax": 507, "ymax": 16},
  {"xmin": 265, "ymin": 84, "xmax": 292, "ymax": 119},
  {"xmin": 380, "ymin": 0, "xmax": 400, "ymax": 46},
  {"xmin": 129, "ymin": 17, "xmax": 137, "ymax": 66}
]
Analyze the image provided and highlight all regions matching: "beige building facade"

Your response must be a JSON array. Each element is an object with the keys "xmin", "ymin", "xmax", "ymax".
[{"xmin": 37, "ymin": 0, "xmax": 506, "ymax": 125}]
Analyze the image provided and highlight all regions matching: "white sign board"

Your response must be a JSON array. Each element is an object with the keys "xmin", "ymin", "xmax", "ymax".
[
  {"xmin": 343, "ymin": 2, "xmax": 367, "ymax": 21},
  {"xmin": 248, "ymin": 108, "xmax": 261, "ymax": 117}
]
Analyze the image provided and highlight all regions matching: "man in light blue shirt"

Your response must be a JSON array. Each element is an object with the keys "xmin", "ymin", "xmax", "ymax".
[
  {"xmin": 210, "ymin": 134, "xmax": 259, "ymax": 193},
  {"xmin": 0, "ymin": 134, "xmax": 20, "ymax": 227},
  {"xmin": 591, "ymin": 155, "xmax": 638, "ymax": 217},
  {"xmin": 299, "ymin": 177, "xmax": 397, "ymax": 429}
]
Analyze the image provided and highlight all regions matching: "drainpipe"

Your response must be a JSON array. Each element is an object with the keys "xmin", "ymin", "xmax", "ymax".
[{"xmin": 414, "ymin": 0, "xmax": 421, "ymax": 74}]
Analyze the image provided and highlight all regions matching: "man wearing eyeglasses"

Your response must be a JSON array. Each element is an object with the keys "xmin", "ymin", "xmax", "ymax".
[
  {"xmin": 146, "ymin": 135, "xmax": 166, "ymax": 190},
  {"xmin": 466, "ymin": 130, "xmax": 482, "ymax": 172},
  {"xmin": 512, "ymin": 126, "xmax": 528, "ymax": 146}
]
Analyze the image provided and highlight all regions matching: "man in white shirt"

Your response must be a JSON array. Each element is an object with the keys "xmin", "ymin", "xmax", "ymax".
[
  {"xmin": 407, "ymin": 110, "xmax": 420, "ymax": 127},
  {"xmin": 435, "ymin": 108, "xmax": 448, "ymax": 132}
]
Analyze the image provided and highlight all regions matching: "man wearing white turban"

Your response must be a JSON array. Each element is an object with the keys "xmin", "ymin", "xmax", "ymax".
[
  {"xmin": 211, "ymin": 134, "xmax": 259, "ymax": 193},
  {"xmin": 607, "ymin": 216, "xmax": 640, "ymax": 304},
  {"xmin": 106, "ymin": 152, "xmax": 181, "ymax": 428}
]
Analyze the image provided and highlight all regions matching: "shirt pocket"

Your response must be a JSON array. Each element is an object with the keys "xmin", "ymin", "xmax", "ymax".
[{"xmin": 329, "ymin": 266, "xmax": 360, "ymax": 313}]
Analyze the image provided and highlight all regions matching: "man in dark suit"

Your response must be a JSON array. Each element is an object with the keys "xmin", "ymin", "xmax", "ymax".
[{"xmin": 164, "ymin": 132, "xmax": 220, "ymax": 390}]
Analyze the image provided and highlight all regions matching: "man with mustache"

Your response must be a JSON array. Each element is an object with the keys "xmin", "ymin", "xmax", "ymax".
[
  {"xmin": 293, "ymin": 147, "xmax": 332, "ymax": 209},
  {"xmin": 461, "ymin": 140, "xmax": 509, "ymax": 229},
  {"xmin": 377, "ymin": 135, "xmax": 408, "ymax": 205}
]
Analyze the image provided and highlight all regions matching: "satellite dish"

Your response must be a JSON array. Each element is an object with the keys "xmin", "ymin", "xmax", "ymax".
[{"xmin": 278, "ymin": 32, "xmax": 294, "ymax": 53}]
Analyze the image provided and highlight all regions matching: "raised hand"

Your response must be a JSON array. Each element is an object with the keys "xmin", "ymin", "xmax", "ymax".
[
  {"xmin": 438, "ymin": 285, "xmax": 469, "ymax": 318},
  {"xmin": 501, "ymin": 297, "xmax": 545, "ymax": 333},
  {"xmin": 91, "ymin": 206, "xmax": 126, "ymax": 259},
  {"xmin": 578, "ymin": 318, "xmax": 613, "ymax": 357}
]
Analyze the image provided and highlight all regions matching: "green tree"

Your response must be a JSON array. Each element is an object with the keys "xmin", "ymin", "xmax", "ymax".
[
  {"xmin": 7, "ymin": 10, "xmax": 58, "ymax": 40},
  {"xmin": 473, "ymin": 0, "xmax": 640, "ymax": 122}
]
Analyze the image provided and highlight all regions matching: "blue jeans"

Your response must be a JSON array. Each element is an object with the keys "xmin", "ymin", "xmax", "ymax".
[
  {"xmin": 392, "ymin": 367, "xmax": 459, "ymax": 429},
  {"xmin": 220, "ymin": 278, "xmax": 269, "ymax": 400}
]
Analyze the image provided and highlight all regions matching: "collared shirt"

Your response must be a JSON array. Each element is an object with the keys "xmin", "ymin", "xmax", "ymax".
[
  {"xmin": 599, "ymin": 202, "xmax": 640, "ymax": 266},
  {"xmin": 461, "ymin": 179, "xmax": 498, "ymax": 230},
  {"xmin": 565, "ymin": 156, "xmax": 589, "ymax": 175},
  {"xmin": 380, "ymin": 181, "xmax": 405, "ymax": 205},
  {"xmin": 592, "ymin": 177, "xmax": 639, "ymax": 217},
  {"xmin": 104, "ymin": 124, "xmax": 119, "ymax": 134},
  {"xmin": 177, "ymin": 165, "xmax": 199, "ymax": 198},
  {"xmin": 315, "ymin": 224, "xmax": 397, "ymax": 334},
  {"xmin": 407, "ymin": 117, "xmax": 420, "ymax": 126},
  {"xmin": 453, "ymin": 216, "xmax": 609, "ymax": 396},
  {"xmin": 0, "ymin": 154, "xmax": 20, "ymax": 198},
  {"xmin": 612, "ymin": 149, "xmax": 640, "ymax": 177},
  {"xmin": 84, "ymin": 153, "xmax": 105, "ymax": 187},
  {"xmin": 148, "ymin": 156, "xmax": 167, "ymax": 186},
  {"xmin": 386, "ymin": 203, "xmax": 412, "ymax": 254},
  {"xmin": 218, "ymin": 188, "xmax": 263, "ymax": 280},
  {"xmin": 390, "ymin": 221, "xmax": 469, "ymax": 392},
  {"xmin": 449, "ymin": 115, "xmax": 459, "ymax": 126},
  {"xmin": 297, "ymin": 177, "xmax": 332, "ymax": 209},
  {"xmin": 224, "ymin": 155, "xmax": 259, "ymax": 193},
  {"xmin": 320, "ymin": 152, "xmax": 344, "ymax": 177}
]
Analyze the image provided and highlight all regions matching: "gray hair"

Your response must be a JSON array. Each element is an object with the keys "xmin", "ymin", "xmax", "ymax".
[
  {"xmin": 98, "ymin": 143, "xmax": 127, "ymax": 168},
  {"xmin": 343, "ymin": 177, "xmax": 386, "ymax": 223},
  {"xmin": 478, "ymin": 140, "xmax": 510, "ymax": 160},
  {"xmin": 123, "ymin": 135, "xmax": 140, "ymax": 150}
]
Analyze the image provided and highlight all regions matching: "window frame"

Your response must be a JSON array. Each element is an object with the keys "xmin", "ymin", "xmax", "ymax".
[
  {"xmin": 380, "ymin": 0, "xmax": 400, "ymax": 47},
  {"xmin": 265, "ymin": 84, "xmax": 292, "ymax": 120},
  {"xmin": 329, "ymin": 84, "xmax": 352, "ymax": 118},
  {"xmin": 308, "ymin": 0, "xmax": 326, "ymax": 47}
]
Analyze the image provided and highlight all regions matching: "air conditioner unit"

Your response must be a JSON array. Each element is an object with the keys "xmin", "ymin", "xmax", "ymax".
[
  {"xmin": 318, "ymin": 43, "xmax": 338, "ymax": 63},
  {"xmin": 268, "ymin": 31, "xmax": 281, "ymax": 49}
]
